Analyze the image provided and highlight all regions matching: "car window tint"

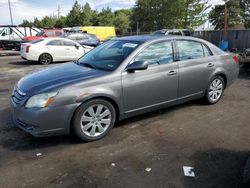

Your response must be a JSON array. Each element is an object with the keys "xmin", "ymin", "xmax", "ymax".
[
  {"xmin": 55, "ymin": 31, "xmax": 63, "ymax": 37},
  {"xmin": 46, "ymin": 31, "xmax": 54, "ymax": 37},
  {"xmin": 135, "ymin": 41, "xmax": 173, "ymax": 66},
  {"xmin": 176, "ymin": 40, "xmax": 204, "ymax": 61},
  {"xmin": 63, "ymin": 40, "xmax": 76, "ymax": 46},
  {"xmin": 203, "ymin": 44, "xmax": 212, "ymax": 57},
  {"xmin": 47, "ymin": 40, "xmax": 63, "ymax": 46},
  {"xmin": 173, "ymin": 31, "xmax": 182, "ymax": 35}
]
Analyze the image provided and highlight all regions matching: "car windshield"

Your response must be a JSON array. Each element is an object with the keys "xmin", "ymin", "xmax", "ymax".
[
  {"xmin": 78, "ymin": 40, "xmax": 142, "ymax": 71},
  {"xmin": 36, "ymin": 30, "xmax": 45, "ymax": 36}
]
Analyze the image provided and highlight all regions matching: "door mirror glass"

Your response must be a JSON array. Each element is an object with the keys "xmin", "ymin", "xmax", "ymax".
[{"xmin": 126, "ymin": 61, "xmax": 148, "ymax": 72}]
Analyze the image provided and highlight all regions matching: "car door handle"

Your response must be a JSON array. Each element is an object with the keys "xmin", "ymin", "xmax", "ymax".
[
  {"xmin": 207, "ymin": 63, "xmax": 214, "ymax": 67},
  {"xmin": 167, "ymin": 70, "xmax": 177, "ymax": 76}
]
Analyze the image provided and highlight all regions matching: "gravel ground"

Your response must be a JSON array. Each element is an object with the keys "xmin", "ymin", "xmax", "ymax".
[{"xmin": 0, "ymin": 56, "xmax": 250, "ymax": 188}]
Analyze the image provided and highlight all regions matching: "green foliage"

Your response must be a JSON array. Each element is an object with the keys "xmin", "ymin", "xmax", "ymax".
[
  {"xmin": 66, "ymin": 0, "xmax": 83, "ymax": 27},
  {"xmin": 40, "ymin": 16, "xmax": 57, "ymax": 28},
  {"xmin": 33, "ymin": 17, "xmax": 41, "ymax": 28},
  {"xmin": 114, "ymin": 10, "xmax": 131, "ymax": 34},
  {"xmin": 55, "ymin": 16, "xmax": 67, "ymax": 28},
  {"xmin": 82, "ymin": 3, "xmax": 93, "ymax": 26},
  {"xmin": 131, "ymin": 0, "xmax": 207, "ymax": 32},
  {"xmin": 97, "ymin": 7, "xmax": 114, "ymax": 26},
  {"xmin": 18, "ymin": 0, "xmax": 212, "ymax": 32},
  {"xmin": 183, "ymin": 0, "xmax": 208, "ymax": 29},
  {"xmin": 19, "ymin": 19, "xmax": 33, "ymax": 27},
  {"xmin": 209, "ymin": 0, "xmax": 244, "ymax": 30}
]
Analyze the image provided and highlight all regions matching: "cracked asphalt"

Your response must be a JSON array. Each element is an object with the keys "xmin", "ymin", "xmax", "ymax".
[{"xmin": 0, "ymin": 56, "xmax": 250, "ymax": 188}]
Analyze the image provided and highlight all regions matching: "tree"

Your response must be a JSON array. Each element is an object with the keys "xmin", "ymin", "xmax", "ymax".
[
  {"xmin": 33, "ymin": 17, "xmax": 41, "ymax": 28},
  {"xmin": 81, "ymin": 3, "xmax": 93, "ymax": 26},
  {"xmin": 209, "ymin": 0, "xmax": 244, "ymax": 30},
  {"xmin": 66, "ymin": 0, "xmax": 83, "ymax": 27},
  {"xmin": 114, "ymin": 10, "xmax": 131, "ymax": 34},
  {"xmin": 55, "ymin": 16, "xmax": 67, "ymax": 28},
  {"xmin": 182, "ymin": 0, "xmax": 208, "ymax": 29},
  {"xmin": 97, "ymin": 7, "xmax": 114, "ymax": 26},
  {"xmin": 131, "ymin": 0, "xmax": 183, "ymax": 32},
  {"xmin": 19, "ymin": 19, "xmax": 33, "ymax": 27},
  {"xmin": 40, "ymin": 16, "xmax": 56, "ymax": 28}
]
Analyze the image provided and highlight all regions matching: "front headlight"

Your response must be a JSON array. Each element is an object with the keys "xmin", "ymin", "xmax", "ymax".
[{"xmin": 25, "ymin": 92, "xmax": 58, "ymax": 108}]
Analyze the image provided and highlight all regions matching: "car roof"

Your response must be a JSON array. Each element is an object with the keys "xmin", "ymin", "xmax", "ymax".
[
  {"xmin": 116, "ymin": 35, "xmax": 175, "ymax": 42},
  {"xmin": 115, "ymin": 35, "xmax": 199, "ymax": 43}
]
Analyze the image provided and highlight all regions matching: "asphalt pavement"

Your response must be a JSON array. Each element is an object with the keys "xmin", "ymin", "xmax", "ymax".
[{"xmin": 0, "ymin": 56, "xmax": 250, "ymax": 188}]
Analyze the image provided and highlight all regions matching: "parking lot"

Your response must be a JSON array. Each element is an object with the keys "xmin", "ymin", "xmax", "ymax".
[{"xmin": 0, "ymin": 56, "xmax": 250, "ymax": 188}]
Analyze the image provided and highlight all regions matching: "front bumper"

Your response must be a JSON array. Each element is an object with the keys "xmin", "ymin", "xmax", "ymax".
[{"xmin": 10, "ymin": 99, "xmax": 78, "ymax": 137}]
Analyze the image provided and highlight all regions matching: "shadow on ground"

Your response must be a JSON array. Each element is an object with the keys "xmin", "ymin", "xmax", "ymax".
[
  {"xmin": 8, "ymin": 60, "xmax": 67, "ymax": 66},
  {"xmin": 0, "ymin": 98, "xmax": 203, "ymax": 152},
  {"xmin": 182, "ymin": 148, "xmax": 250, "ymax": 188}
]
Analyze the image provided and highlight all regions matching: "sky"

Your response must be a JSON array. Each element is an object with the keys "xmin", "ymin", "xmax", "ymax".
[{"xmin": 0, "ymin": 0, "xmax": 224, "ymax": 25}]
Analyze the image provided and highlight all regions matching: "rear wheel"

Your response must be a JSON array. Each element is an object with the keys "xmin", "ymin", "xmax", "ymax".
[
  {"xmin": 205, "ymin": 76, "xmax": 225, "ymax": 104},
  {"xmin": 39, "ymin": 53, "xmax": 53, "ymax": 65},
  {"xmin": 73, "ymin": 99, "xmax": 116, "ymax": 141}
]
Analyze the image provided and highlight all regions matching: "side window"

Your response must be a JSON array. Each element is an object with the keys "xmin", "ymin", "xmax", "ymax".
[
  {"xmin": 202, "ymin": 44, "xmax": 212, "ymax": 57},
  {"xmin": 173, "ymin": 31, "xmax": 182, "ymax": 35},
  {"xmin": 176, "ymin": 40, "xmax": 204, "ymax": 61},
  {"xmin": 63, "ymin": 40, "xmax": 76, "ymax": 46},
  {"xmin": 46, "ymin": 31, "xmax": 54, "ymax": 37},
  {"xmin": 134, "ymin": 41, "xmax": 173, "ymax": 66},
  {"xmin": 47, "ymin": 40, "xmax": 63, "ymax": 46},
  {"xmin": 55, "ymin": 31, "xmax": 63, "ymax": 37}
]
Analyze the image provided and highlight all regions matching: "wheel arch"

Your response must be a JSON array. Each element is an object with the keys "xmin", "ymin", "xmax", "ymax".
[
  {"xmin": 69, "ymin": 96, "xmax": 120, "ymax": 134},
  {"xmin": 39, "ymin": 52, "xmax": 53, "ymax": 63},
  {"xmin": 215, "ymin": 73, "xmax": 227, "ymax": 88}
]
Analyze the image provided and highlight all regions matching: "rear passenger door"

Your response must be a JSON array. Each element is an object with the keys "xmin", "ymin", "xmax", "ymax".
[{"xmin": 175, "ymin": 40, "xmax": 216, "ymax": 98}]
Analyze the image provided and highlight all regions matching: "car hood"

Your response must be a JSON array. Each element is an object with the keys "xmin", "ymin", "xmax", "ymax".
[{"xmin": 17, "ymin": 62, "xmax": 108, "ymax": 96}]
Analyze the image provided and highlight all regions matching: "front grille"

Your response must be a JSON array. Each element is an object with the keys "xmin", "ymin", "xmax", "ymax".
[{"xmin": 11, "ymin": 87, "xmax": 26, "ymax": 105}]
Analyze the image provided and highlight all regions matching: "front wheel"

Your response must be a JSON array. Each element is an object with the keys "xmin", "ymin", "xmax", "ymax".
[
  {"xmin": 205, "ymin": 76, "xmax": 225, "ymax": 104},
  {"xmin": 72, "ymin": 99, "xmax": 116, "ymax": 141}
]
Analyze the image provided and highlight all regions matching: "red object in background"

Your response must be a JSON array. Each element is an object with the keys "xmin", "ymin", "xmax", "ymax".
[
  {"xmin": 23, "ymin": 29, "xmax": 64, "ymax": 42},
  {"xmin": 233, "ymin": 55, "xmax": 240, "ymax": 64}
]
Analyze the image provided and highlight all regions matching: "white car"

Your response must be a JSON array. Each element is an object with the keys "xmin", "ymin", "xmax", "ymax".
[{"xmin": 20, "ymin": 38, "xmax": 93, "ymax": 65}]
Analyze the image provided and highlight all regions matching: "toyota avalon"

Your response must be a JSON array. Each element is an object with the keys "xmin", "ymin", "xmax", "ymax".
[{"xmin": 11, "ymin": 35, "xmax": 239, "ymax": 141}]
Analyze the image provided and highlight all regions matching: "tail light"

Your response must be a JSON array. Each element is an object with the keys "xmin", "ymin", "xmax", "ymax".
[
  {"xmin": 233, "ymin": 55, "xmax": 240, "ymax": 64},
  {"xmin": 26, "ymin": 45, "xmax": 30, "ymax": 53}
]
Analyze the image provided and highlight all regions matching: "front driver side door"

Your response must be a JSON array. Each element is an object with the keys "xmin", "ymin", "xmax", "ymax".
[{"xmin": 122, "ymin": 40, "xmax": 179, "ymax": 113}]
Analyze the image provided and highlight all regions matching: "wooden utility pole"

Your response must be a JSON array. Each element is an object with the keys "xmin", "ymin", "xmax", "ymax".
[{"xmin": 223, "ymin": 0, "xmax": 228, "ymax": 39}]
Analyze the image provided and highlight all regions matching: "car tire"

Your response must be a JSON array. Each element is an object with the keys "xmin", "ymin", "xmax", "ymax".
[
  {"xmin": 39, "ymin": 53, "xmax": 53, "ymax": 65},
  {"xmin": 72, "ymin": 99, "xmax": 116, "ymax": 141},
  {"xmin": 205, "ymin": 76, "xmax": 225, "ymax": 104}
]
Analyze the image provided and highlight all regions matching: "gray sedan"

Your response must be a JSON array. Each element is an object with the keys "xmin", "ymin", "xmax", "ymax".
[{"xmin": 10, "ymin": 35, "xmax": 239, "ymax": 141}]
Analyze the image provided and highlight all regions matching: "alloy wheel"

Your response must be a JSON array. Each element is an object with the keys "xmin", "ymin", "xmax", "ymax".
[
  {"xmin": 80, "ymin": 104, "xmax": 112, "ymax": 137},
  {"xmin": 208, "ymin": 78, "xmax": 223, "ymax": 102}
]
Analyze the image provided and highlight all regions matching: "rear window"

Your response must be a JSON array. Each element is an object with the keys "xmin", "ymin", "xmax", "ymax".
[
  {"xmin": 47, "ymin": 40, "xmax": 63, "ymax": 45},
  {"xmin": 55, "ymin": 31, "xmax": 63, "ymax": 37},
  {"xmin": 182, "ymin": 30, "xmax": 191, "ymax": 36},
  {"xmin": 30, "ymin": 39, "xmax": 44, "ymax": 44}
]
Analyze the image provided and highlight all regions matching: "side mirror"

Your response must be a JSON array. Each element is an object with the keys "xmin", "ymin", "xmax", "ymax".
[
  {"xmin": 126, "ymin": 60, "xmax": 148, "ymax": 72},
  {"xmin": 75, "ymin": 44, "xmax": 80, "ymax": 49}
]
